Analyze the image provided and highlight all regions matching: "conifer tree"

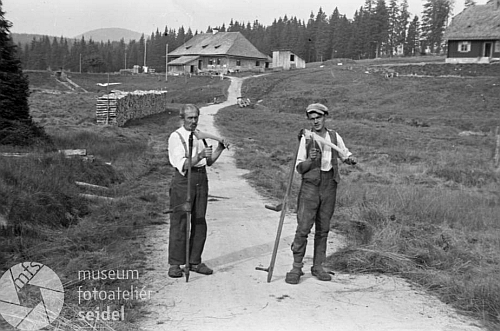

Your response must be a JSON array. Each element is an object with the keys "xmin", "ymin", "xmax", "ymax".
[
  {"xmin": 329, "ymin": 8, "xmax": 341, "ymax": 58},
  {"xmin": 421, "ymin": 0, "xmax": 454, "ymax": 53},
  {"xmin": 397, "ymin": 0, "xmax": 410, "ymax": 55},
  {"xmin": 0, "ymin": 0, "xmax": 47, "ymax": 145},
  {"xmin": 1, "ymin": 2, "xmax": 29, "ymax": 122},
  {"xmin": 387, "ymin": 0, "xmax": 400, "ymax": 56},
  {"xmin": 314, "ymin": 8, "xmax": 330, "ymax": 62},
  {"xmin": 371, "ymin": 0, "xmax": 390, "ymax": 57},
  {"xmin": 405, "ymin": 15, "xmax": 420, "ymax": 56}
]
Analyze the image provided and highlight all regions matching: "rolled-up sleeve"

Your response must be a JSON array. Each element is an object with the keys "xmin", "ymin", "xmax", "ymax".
[
  {"xmin": 295, "ymin": 136, "xmax": 307, "ymax": 171},
  {"xmin": 336, "ymin": 133, "xmax": 352, "ymax": 161}
]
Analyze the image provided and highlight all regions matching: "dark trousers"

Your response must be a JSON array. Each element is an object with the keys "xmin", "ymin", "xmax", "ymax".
[
  {"xmin": 168, "ymin": 169, "xmax": 208, "ymax": 265},
  {"xmin": 291, "ymin": 170, "xmax": 337, "ymax": 268}
]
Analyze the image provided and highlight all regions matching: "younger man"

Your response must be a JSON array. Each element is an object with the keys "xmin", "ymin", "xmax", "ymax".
[{"xmin": 286, "ymin": 103, "xmax": 356, "ymax": 284}]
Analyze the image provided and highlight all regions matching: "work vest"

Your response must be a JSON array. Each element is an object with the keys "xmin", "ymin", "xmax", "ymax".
[{"xmin": 304, "ymin": 129, "xmax": 341, "ymax": 183}]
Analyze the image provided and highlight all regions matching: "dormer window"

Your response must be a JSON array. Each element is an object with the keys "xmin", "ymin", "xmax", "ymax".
[
  {"xmin": 185, "ymin": 46, "xmax": 192, "ymax": 50},
  {"xmin": 202, "ymin": 44, "xmax": 209, "ymax": 48},
  {"xmin": 214, "ymin": 45, "xmax": 221, "ymax": 49}
]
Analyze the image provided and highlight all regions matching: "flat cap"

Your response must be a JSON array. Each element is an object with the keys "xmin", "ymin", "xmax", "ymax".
[{"xmin": 306, "ymin": 103, "xmax": 329, "ymax": 116}]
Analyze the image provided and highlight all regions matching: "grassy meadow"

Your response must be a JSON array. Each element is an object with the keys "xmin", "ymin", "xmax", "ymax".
[
  {"xmin": 1, "ymin": 62, "xmax": 498, "ymax": 330},
  {"xmin": 0, "ymin": 72, "xmax": 229, "ymax": 330},
  {"xmin": 215, "ymin": 61, "xmax": 500, "ymax": 329}
]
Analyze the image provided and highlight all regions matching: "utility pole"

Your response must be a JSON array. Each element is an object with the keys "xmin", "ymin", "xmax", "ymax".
[
  {"xmin": 79, "ymin": 53, "xmax": 82, "ymax": 73},
  {"xmin": 144, "ymin": 39, "xmax": 147, "ymax": 67},
  {"xmin": 125, "ymin": 51, "xmax": 127, "ymax": 69},
  {"xmin": 165, "ymin": 44, "xmax": 168, "ymax": 82}
]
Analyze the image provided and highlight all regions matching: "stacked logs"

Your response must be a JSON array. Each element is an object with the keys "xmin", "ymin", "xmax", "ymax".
[
  {"xmin": 96, "ymin": 95, "xmax": 117, "ymax": 125},
  {"xmin": 96, "ymin": 90, "xmax": 169, "ymax": 126}
]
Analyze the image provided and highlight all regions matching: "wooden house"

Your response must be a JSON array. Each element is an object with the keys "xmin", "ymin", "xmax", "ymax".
[
  {"xmin": 271, "ymin": 50, "xmax": 306, "ymax": 70},
  {"xmin": 167, "ymin": 31, "xmax": 269, "ymax": 75},
  {"xmin": 444, "ymin": 0, "xmax": 500, "ymax": 64}
]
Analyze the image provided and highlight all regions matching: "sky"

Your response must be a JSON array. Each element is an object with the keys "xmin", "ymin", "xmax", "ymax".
[{"xmin": 2, "ymin": 0, "xmax": 486, "ymax": 38}]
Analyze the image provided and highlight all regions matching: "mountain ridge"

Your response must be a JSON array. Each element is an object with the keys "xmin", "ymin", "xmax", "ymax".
[{"xmin": 11, "ymin": 28, "xmax": 144, "ymax": 47}]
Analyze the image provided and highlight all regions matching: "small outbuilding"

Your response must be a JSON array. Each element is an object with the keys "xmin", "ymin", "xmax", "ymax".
[
  {"xmin": 167, "ymin": 56, "xmax": 201, "ymax": 75},
  {"xmin": 444, "ymin": 0, "xmax": 500, "ymax": 64},
  {"xmin": 272, "ymin": 50, "xmax": 305, "ymax": 70}
]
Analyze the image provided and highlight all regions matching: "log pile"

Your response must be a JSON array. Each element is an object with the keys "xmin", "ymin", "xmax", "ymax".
[{"xmin": 96, "ymin": 90, "xmax": 169, "ymax": 126}]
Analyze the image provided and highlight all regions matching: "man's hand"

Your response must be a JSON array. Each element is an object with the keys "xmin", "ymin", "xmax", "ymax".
[
  {"xmin": 309, "ymin": 148, "xmax": 319, "ymax": 160},
  {"xmin": 344, "ymin": 157, "xmax": 357, "ymax": 165},
  {"xmin": 199, "ymin": 146, "xmax": 213, "ymax": 159},
  {"xmin": 218, "ymin": 139, "xmax": 230, "ymax": 150}
]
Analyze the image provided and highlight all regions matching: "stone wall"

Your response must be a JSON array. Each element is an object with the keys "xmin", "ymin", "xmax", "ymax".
[{"xmin": 383, "ymin": 63, "xmax": 500, "ymax": 77}]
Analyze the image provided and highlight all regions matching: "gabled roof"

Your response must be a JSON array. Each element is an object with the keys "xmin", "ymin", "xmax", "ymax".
[
  {"xmin": 168, "ymin": 55, "xmax": 199, "ymax": 65},
  {"xmin": 444, "ymin": 0, "xmax": 500, "ymax": 40},
  {"xmin": 168, "ymin": 32, "xmax": 268, "ymax": 60}
]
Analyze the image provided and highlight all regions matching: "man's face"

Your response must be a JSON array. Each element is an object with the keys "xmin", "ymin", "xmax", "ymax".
[
  {"xmin": 308, "ymin": 112, "xmax": 326, "ymax": 132},
  {"xmin": 182, "ymin": 108, "xmax": 199, "ymax": 131}
]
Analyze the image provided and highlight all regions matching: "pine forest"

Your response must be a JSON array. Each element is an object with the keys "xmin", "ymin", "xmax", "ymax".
[{"xmin": 14, "ymin": 0, "xmax": 455, "ymax": 74}]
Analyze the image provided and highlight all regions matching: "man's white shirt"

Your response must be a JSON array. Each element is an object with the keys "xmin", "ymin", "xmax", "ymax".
[
  {"xmin": 296, "ymin": 131, "xmax": 351, "ymax": 172},
  {"xmin": 168, "ymin": 127, "xmax": 207, "ymax": 175}
]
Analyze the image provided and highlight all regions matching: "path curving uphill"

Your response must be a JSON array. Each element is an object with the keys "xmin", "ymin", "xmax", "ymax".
[{"xmin": 138, "ymin": 77, "xmax": 484, "ymax": 331}]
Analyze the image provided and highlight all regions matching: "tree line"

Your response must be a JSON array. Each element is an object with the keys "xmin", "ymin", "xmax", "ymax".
[{"xmin": 14, "ymin": 0, "xmax": 459, "ymax": 74}]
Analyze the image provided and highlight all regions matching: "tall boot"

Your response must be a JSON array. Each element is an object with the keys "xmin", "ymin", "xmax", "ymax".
[{"xmin": 285, "ymin": 261, "xmax": 305, "ymax": 285}]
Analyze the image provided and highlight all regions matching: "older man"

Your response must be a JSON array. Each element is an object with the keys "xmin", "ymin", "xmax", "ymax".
[
  {"xmin": 286, "ymin": 103, "xmax": 356, "ymax": 285},
  {"xmin": 167, "ymin": 104, "xmax": 227, "ymax": 278}
]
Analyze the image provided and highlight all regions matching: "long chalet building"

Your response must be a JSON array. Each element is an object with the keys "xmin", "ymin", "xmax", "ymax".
[{"xmin": 167, "ymin": 31, "xmax": 270, "ymax": 75}]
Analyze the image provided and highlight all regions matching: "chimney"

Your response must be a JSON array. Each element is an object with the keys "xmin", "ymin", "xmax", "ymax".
[{"xmin": 213, "ymin": 29, "xmax": 218, "ymax": 35}]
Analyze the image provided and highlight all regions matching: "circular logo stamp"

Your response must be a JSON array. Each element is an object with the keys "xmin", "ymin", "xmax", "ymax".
[{"xmin": 0, "ymin": 262, "xmax": 64, "ymax": 330}]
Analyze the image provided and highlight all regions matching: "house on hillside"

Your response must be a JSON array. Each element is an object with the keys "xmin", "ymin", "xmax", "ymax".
[
  {"xmin": 443, "ymin": 0, "xmax": 500, "ymax": 64},
  {"xmin": 272, "ymin": 50, "xmax": 305, "ymax": 70},
  {"xmin": 167, "ymin": 31, "xmax": 270, "ymax": 75}
]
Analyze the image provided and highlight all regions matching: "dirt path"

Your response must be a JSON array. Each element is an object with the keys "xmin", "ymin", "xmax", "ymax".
[{"xmin": 138, "ymin": 77, "xmax": 485, "ymax": 331}]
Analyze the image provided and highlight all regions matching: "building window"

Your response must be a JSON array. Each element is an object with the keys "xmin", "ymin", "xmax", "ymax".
[
  {"xmin": 496, "ymin": 40, "xmax": 500, "ymax": 53},
  {"xmin": 290, "ymin": 54, "xmax": 295, "ymax": 61},
  {"xmin": 458, "ymin": 41, "xmax": 471, "ymax": 53},
  {"xmin": 236, "ymin": 60, "xmax": 241, "ymax": 66},
  {"xmin": 217, "ymin": 58, "xmax": 221, "ymax": 65},
  {"xmin": 208, "ymin": 59, "xmax": 213, "ymax": 65},
  {"xmin": 256, "ymin": 61, "xmax": 260, "ymax": 66}
]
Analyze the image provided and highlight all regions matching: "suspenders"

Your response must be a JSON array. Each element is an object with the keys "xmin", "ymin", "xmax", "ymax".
[
  {"xmin": 175, "ymin": 130, "xmax": 208, "ymax": 164},
  {"xmin": 175, "ymin": 131, "xmax": 189, "ymax": 158}
]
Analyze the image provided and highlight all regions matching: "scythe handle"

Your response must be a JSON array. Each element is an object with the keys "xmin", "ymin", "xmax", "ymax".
[
  {"xmin": 264, "ymin": 133, "xmax": 302, "ymax": 283},
  {"xmin": 184, "ymin": 132, "xmax": 194, "ymax": 282}
]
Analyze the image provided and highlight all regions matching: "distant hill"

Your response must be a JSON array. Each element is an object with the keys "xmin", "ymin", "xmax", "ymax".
[{"xmin": 74, "ymin": 28, "xmax": 144, "ymax": 43}]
